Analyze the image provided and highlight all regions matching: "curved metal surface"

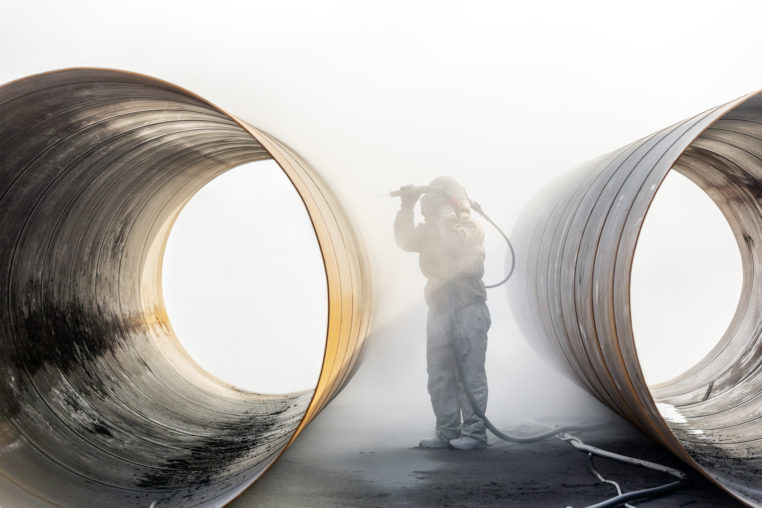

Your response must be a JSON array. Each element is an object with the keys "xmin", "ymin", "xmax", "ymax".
[
  {"xmin": 510, "ymin": 91, "xmax": 762, "ymax": 505},
  {"xmin": 0, "ymin": 69, "xmax": 371, "ymax": 507}
]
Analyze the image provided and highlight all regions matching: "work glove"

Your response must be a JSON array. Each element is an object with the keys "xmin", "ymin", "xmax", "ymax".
[{"xmin": 398, "ymin": 185, "xmax": 423, "ymax": 208}]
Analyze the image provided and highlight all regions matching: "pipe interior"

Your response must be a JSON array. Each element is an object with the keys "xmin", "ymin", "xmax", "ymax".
[
  {"xmin": 0, "ymin": 70, "xmax": 313, "ymax": 507},
  {"xmin": 643, "ymin": 93, "xmax": 762, "ymax": 502}
]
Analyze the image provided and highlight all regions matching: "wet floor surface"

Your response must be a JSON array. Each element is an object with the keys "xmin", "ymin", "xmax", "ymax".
[{"xmin": 233, "ymin": 406, "xmax": 744, "ymax": 508}]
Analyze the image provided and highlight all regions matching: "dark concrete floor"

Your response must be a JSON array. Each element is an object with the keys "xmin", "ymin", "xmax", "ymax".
[{"xmin": 231, "ymin": 405, "xmax": 743, "ymax": 508}]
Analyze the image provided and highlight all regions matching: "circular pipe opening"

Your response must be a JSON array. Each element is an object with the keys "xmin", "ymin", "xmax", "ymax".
[
  {"xmin": 162, "ymin": 160, "xmax": 327, "ymax": 394},
  {"xmin": 631, "ymin": 170, "xmax": 743, "ymax": 385}
]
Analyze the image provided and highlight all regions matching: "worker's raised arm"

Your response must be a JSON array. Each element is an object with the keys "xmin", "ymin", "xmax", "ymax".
[
  {"xmin": 394, "ymin": 204, "xmax": 425, "ymax": 252},
  {"xmin": 393, "ymin": 185, "xmax": 425, "ymax": 252}
]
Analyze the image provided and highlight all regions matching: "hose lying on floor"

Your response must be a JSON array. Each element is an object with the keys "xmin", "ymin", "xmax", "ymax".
[{"xmin": 453, "ymin": 349, "xmax": 689, "ymax": 508}]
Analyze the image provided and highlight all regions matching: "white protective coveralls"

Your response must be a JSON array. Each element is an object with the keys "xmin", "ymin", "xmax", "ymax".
[{"xmin": 394, "ymin": 182, "xmax": 490, "ymax": 444}]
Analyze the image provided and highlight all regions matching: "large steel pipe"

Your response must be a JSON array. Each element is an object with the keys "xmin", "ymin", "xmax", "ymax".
[
  {"xmin": 0, "ymin": 69, "xmax": 371, "ymax": 507},
  {"xmin": 510, "ymin": 91, "xmax": 762, "ymax": 505}
]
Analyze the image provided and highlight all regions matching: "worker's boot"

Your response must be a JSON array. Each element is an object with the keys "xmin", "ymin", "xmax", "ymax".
[
  {"xmin": 449, "ymin": 435, "xmax": 487, "ymax": 450},
  {"xmin": 418, "ymin": 436, "xmax": 450, "ymax": 449}
]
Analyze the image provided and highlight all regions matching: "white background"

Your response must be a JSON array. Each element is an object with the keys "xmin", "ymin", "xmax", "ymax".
[{"xmin": 2, "ymin": 0, "xmax": 760, "ymax": 417}]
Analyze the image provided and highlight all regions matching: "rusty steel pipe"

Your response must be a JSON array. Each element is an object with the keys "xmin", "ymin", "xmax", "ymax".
[
  {"xmin": 0, "ymin": 69, "xmax": 371, "ymax": 507},
  {"xmin": 510, "ymin": 92, "xmax": 762, "ymax": 506}
]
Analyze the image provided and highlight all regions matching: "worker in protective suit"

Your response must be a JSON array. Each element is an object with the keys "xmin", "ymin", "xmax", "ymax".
[{"xmin": 394, "ymin": 177, "xmax": 490, "ymax": 450}]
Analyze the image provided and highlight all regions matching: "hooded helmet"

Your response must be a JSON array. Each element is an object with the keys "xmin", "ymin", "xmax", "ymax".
[{"xmin": 421, "ymin": 176, "xmax": 470, "ymax": 217}]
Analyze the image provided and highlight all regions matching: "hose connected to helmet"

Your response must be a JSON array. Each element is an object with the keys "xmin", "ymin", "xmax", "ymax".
[
  {"xmin": 392, "ymin": 183, "xmax": 689, "ymax": 506},
  {"xmin": 390, "ymin": 185, "xmax": 515, "ymax": 288}
]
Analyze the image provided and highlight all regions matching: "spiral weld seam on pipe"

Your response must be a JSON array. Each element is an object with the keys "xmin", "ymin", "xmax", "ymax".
[
  {"xmin": 0, "ymin": 68, "xmax": 372, "ymax": 507},
  {"xmin": 509, "ymin": 90, "xmax": 762, "ymax": 506}
]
